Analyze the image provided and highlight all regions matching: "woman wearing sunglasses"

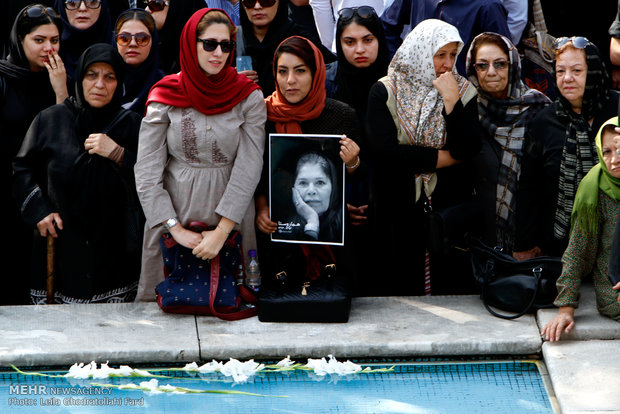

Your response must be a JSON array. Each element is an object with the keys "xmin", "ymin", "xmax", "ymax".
[
  {"xmin": 134, "ymin": 9, "xmax": 266, "ymax": 302},
  {"xmin": 514, "ymin": 37, "xmax": 620, "ymax": 260},
  {"xmin": 114, "ymin": 8, "xmax": 164, "ymax": 114},
  {"xmin": 366, "ymin": 19, "xmax": 480, "ymax": 295},
  {"xmin": 53, "ymin": 0, "xmax": 114, "ymax": 78},
  {"xmin": 144, "ymin": 0, "xmax": 204, "ymax": 74},
  {"xmin": 13, "ymin": 43, "xmax": 144, "ymax": 304},
  {"xmin": 0, "ymin": 4, "xmax": 68, "ymax": 305},
  {"xmin": 461, "ymin": 33, "xmax": 550, "ymax": 253},
  {"xmin": 238, "ymin": 0, "xmax": 334, "ymax": 97}
]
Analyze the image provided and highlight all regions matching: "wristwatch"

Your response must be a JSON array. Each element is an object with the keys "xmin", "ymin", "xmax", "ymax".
[{"xmin": 163, "ymin": 217, "xmax": 178, "ymax": 230}]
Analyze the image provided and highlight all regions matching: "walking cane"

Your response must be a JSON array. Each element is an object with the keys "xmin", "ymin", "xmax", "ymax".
[{"xmin": 46, "ymin": 234, "xmax": 55, "ymax": 304}]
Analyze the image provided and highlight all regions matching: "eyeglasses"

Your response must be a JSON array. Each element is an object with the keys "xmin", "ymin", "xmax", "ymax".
[
  {"xmin": 241, "ymin": 0, "xmax": 277, "ymax": 9},
  {"xmin": 24, "ymin": 5, "xmax": 58, "ymax": 19},
  {"xmin": 473, "ymin": 60, "xmax": 509, "ymax": 72},
  {"xmin": 146, "ymin": 0, "xmax": 169, "ymax": 12},
  {"xmin": 116, "ymin": 32, "xmax": 152, "ymax": 47},
  {"xmin": 554, "ymin": 36, "xmax": 588, "ymax": 50},
  {"xmin": 197, "ymin": 38, "xmax": 235, "ymax": 53},
  {"xmin": 64, "ymin": 0, "xmax": 101, "ymax": 10},
  {"xmin": 338, "ymin": 6, "xmax": 377, "ymax": 22}
]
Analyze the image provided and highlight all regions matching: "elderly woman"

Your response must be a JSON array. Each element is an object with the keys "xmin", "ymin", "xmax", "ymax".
[
  {"xmin": 0, "ymin": 4, "xmax": 68, "ymax": 305},
  {"xmin": 237, "ymin": 0, "xmax": 334, "ymax": 97},
  {"xmin": 113, "ymin": 8, "xmax": 164, "ymax": 114},
  {"xmin": 463, "ymin": 32, "xmax": 550, "ymax": 252},
  {"xmin": 515, "ymin": 38, "xmax": 620, "ymax": 259},
  {"xmin": 366, "ymin": 19, "xmax": 480, "ymax": 295},
  {"xmin": 13, "ymin": 43, "xmax": 143, "ymax": 304},
  {"xmin": 54, "ymin": 0, "xmax": 114, "ymax": 78},
  {"xmin": 134, "ymin": 8, "xmax": 266, "ymax": 302},
  {"xmin": 542, "ymin": 118, "xmax": 620, "ymax": 342}
]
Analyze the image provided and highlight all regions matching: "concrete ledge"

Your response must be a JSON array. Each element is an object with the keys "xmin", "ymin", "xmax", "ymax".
[
  {"xmin": 0, "ymin": 303, "xmax": 200, "ymax": 367},
  {"xmin": 196, "ymin": 296, "xmax": 543, "ymax": 359},
  {"xmin": 543, "ymin": 340, "xmax": 620, "ymax": 413},
  {"xmin": 537, "ymin": 284, "xmax": 620, "ymax": 340}
]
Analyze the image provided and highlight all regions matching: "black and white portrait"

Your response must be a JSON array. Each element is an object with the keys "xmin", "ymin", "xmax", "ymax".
[{"xmin": 269, "ymin": 134, "xmax": 345, "ymax": 245}]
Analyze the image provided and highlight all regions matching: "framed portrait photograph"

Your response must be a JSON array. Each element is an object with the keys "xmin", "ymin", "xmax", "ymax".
[{"xmin": 269, "ymin": 134, "xmax": 345, "ymax": 246}]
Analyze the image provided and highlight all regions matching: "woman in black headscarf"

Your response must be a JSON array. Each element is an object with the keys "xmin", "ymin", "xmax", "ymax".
[
  {"xmin": 515, "ymin": 38, "xmax": 619, "ymax": 259},
  {"xmin": 238, "ymin": 0, "xmax": 335, "ymax": 97},
  {"xmin": 113, "ymin": 8, "xmax": 164, "ymax": 114},
  {"xmin": 54, "ymin": 0, "xmax": 114, "ymax": 78},
  {"xmin": 325, "ymin": 6, "xmax": 389, "ymax": 122},
  {"xmin": 13, "ymin": 43, "xmax": 144, "ymax": 304},
  {"xmin": 0, "ymin": 4, "xmax": 68, "ymax": 305}
]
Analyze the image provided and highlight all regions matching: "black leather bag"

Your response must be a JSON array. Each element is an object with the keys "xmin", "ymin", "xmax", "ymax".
[
  {"xmin": 468, "ymin": 236, "xmax": 562, "ymax": 319},
  {"xmin": 258, "ymin": 244, "xmax": 351, "ymax": 323}
]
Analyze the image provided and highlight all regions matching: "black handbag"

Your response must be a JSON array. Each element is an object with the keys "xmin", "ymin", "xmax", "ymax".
[
  {"xmin": 468, "ymin": 236, "xmax": 562, "ymax": 319},
  {"xmin": 258, "ymin": 244, "xmax": 351, "ymax": 323}
]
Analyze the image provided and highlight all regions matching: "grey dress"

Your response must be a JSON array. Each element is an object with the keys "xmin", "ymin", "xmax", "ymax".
[{"xmin": 134, "ymin": 89, "xmax": 267, "ymax": 301}]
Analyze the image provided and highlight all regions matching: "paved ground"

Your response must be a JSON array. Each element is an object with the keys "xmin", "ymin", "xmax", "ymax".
[{"xmin": 0, "ymin": 284, "xmax": 617, "ymax": 413}]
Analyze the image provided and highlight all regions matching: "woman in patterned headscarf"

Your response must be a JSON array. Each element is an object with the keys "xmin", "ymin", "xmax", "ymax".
[
  {"xmin": 464, "ymin": 32, "xmax": 550, "ymax": 254},
  {"xmin": 515, "ymin": 37, "xmax": 619, "ymax": 260},
  {"xmin": 365, "ymin": 19, "xmax": 481, "ymax": 296}
]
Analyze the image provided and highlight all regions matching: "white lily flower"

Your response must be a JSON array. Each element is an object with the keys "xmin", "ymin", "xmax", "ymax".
[
  {"xmin": 306, "ymin": 355, "xmax": 361, "ymax": 376},
  {"xmin": 132, "ymin": 369, "xmax": 153, "ymax": 377},
  {"xmin": 92, "ymin": 362, "xmax": 113, "ymax": 379},
  {"xmin": 139, "ymin": 379, "xmax": 162, "ymax": 394},
  {"xmin": 182, "ymin": 362, "xmax": 199, "ymax": 371},
  {"xmin": 119, "ymin": 383, "xmax": 139, "ymax": 390},
  {"xmin": 276, "ymin": 356, "xmax": 295, "ymax": 367},
  {"xmin": 197, "ymin": 361, "xmax": 223, "ymax": 373},
  {"xmin": 220, "ymin": 358, "xmax": 264, "ymax": 383},
  {"xmin": 116, "ymin": 365, "xmax": 134, "ymax": 376}
]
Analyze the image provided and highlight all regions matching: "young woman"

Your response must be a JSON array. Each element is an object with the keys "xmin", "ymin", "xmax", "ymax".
[
  {"xmin": 134, "ymin": 8, "xmax": 266, "ymax": 302},
  {"xmin": 515, "ymin": 38, "xmax": 620, "ymax": 259},
  {"xmin": 54, "ymin": 0, "xmax": 114, "ymax": 78},
  {"xmin": 114, "ymin": 8, "xmax": 164, "ymax": 114},
  {"xmin": 463, "ymin": 32, "xmax": 550, "ymax": 253},
  {"xmin": 0, "ymin": 4, "xmax": 68, "ymax": 305},
  {"xmin": 13, "ymin": 43, "xmax": 143, "ymax": 304},
  {"xmin": 542, "ymin": 118, "xmax": 620, "ymax": 341},
  {"xmin": 366, "ymin": 19, "xmax": 480, "ymax": 295}
]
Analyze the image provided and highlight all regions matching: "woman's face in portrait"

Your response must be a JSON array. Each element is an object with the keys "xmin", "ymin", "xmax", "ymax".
[
  {"xmin": 340, "ymin": 22, "xmax": 378, "ymax": 69},
  {"xmin": 244, "ymin": 0, "xmax": 278, "ymax": 29},
  {"xmin": 66, "ymin": 0, "xmax": 101, "ymax": 30},
  {"xmin": 474, "ymin": 43, "xmax": 509, "ymax": 99},
  {"xmin": 116, "ymin": 19, "xmax": 152, "ymax": 67},
  {"xmin": 601, "ymin": 129, "xmax": 620, "ymax": 178},
  {"xmin": 196, "ymin": 23, "xmax": 231, "ymax": 76},
  {"xmin": 294, "ymin": 161, "xmax": 333, "ymax": 215},
  {"xmin": 82, "ymin": 62, "xmax": 118, "ymax": 107},
  {"xmin": 276, "ymin": 52, "xmax": 313, "ymax": 104},
  {"xmin": 556, "ymin": 47, "xmax": 587, "ymax": 111},
  {"xmin": 432, "ymin": 41, "xmax": 458, "ymax": 77},
  {"xmin": 20, "ymin": 23, "xmax": 60, "ymax": 72}
]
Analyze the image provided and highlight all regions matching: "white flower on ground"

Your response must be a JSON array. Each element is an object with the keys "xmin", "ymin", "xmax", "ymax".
[
  {"xmin": 219, "ymin": 358, "xmax": 265, "ymax": 383},
  {"xmin": 305, "ymin": 355, "xmax": 361, "ymax": 376},
  {"xmin": 276, "ymin": 356, "xmax": 295, "ymax": 367}
]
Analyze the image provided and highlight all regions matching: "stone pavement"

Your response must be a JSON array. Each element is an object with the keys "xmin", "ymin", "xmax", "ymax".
[{"xmin": 0, "ymin": 286, "xmax": 617, "ymax": 413}]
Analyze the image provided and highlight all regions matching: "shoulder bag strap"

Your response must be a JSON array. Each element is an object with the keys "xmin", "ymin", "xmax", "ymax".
[{"xmin": 481, "ymin": 266, "xmax": 543, "ymax": 319}]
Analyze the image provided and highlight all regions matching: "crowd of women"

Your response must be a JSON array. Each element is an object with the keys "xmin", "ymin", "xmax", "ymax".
[{"xmin": 1, "ymin": 1, "xmax": 619, "ymax": 340}]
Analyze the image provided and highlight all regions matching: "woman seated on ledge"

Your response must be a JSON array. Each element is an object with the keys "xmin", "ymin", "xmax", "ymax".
[{"xmin": 542, "ymin": 117, "xmax": 620, "ymax": 342}]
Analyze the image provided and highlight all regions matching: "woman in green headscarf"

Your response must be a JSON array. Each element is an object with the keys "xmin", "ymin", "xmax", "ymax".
[{"xmin": 542, "ymin": 117, "xmax": 620, "ymax": 342}]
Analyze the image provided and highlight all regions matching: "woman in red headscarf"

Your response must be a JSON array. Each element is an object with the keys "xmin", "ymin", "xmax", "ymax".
[
  {"xmin": 134, "ymin": 8, "xmax": 266, "ymax": 302},
  {"xmin": 254, "ymin": 36, "xmax": 362, "ymax": 287}
]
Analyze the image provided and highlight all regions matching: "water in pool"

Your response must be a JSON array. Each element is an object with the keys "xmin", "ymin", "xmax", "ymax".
[{"xmin": 1, "ymin": 360, "xmax": 553, "ymax": 413}]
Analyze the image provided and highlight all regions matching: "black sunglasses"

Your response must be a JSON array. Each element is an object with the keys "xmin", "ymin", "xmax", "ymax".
[
  {"xmin": 338, "ymin": 6, "xmax": 377, "ymax": 22},
  {"xmin": 116, "ymin": 32, "xmax": 152, "ymax": 47},
  {"xmin": 146, "ymin": 0, "xmax": 169, "ymax": 12},
  {"xmin": 64, "ymin": 0, "xmax": 101, "ymax": 10},
  {"xmin": 242, "ymin": 0, "xmax": 277, "ymax": 9},
  {"xmin": 554, "ymin": 36, "xmax": 588, "ymax": 50},
  {"xmin": 473, "ymin": 60, "xmax": 509, "ymax": 72},
  {"xmin": 24, "ymin": 5, "xmax": 58, "ymax": 19},
  {"xmin": 197, "ymin": 38, "xmax": 235, "ymax": 53}
]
